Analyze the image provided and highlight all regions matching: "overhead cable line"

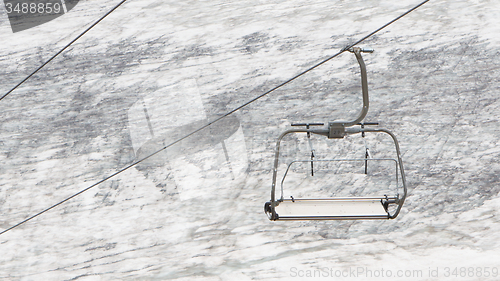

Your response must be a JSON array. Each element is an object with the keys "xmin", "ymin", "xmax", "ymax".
[
  {"xmin": 0, "ymin": 0, "xmax": 129, "ymax": 102},
  {"xmin": 0, "ymin": 0, "xmax": 430, "ymax": 236}
]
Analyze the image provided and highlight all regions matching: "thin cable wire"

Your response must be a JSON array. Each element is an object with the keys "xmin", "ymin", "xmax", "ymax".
[
  {"xmin": 0, "ymin": 0, "xmax": 430, "ymax": 236},
  {"xmin": 0, "ymin": 0, "xmax": 129, "ymax": 102}
]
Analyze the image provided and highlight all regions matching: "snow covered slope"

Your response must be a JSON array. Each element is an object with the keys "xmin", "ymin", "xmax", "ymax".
[{"xmin": 1, "ymin": 0, "xmax": 500, "ymax": 280}]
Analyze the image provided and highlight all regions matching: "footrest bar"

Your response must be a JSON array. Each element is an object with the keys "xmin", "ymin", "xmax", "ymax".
[{"xmin": 265, "ymin": 197, "xmax": 397, "ymax": 221}]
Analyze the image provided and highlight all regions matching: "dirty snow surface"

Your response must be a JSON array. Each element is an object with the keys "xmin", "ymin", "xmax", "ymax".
[{"xmin": 1, "ymin": 0, "xmax": 500, "ymax": 280}]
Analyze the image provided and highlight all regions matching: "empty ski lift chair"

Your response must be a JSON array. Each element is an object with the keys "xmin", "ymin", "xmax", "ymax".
[{"xmin": 264, "ymin": 47, "xmax": 407, "ymax": 221}]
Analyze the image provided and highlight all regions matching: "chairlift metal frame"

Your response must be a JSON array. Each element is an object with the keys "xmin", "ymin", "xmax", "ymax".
[{"xmin": 264, "ymin": 47, "xmax": 407, "ymax": 221}]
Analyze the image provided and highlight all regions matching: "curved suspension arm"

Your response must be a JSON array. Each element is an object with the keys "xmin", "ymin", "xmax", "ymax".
[{"xmin": 336, "ymin": 47, "xmax": 371, "ymax": 128}]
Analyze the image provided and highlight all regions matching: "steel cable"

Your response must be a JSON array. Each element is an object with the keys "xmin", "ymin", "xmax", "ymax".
[
  {"xmin": 0, "ymin": 0, "xmax": 129, "ymax": 102},
  {"xmin": 0, "ymin": 0, "xmax": 430, "ymax": 236}
]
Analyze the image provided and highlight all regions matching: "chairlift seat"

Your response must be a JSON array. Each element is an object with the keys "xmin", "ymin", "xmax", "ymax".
[{"xmin": 266, "ymin": 196, "xmax": 396, "ymax": 220}]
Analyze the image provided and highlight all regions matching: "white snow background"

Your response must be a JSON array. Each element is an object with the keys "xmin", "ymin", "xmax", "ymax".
[{"xmin": 0, "ymin": 0, "xmax": 500, "ymax": 280}]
